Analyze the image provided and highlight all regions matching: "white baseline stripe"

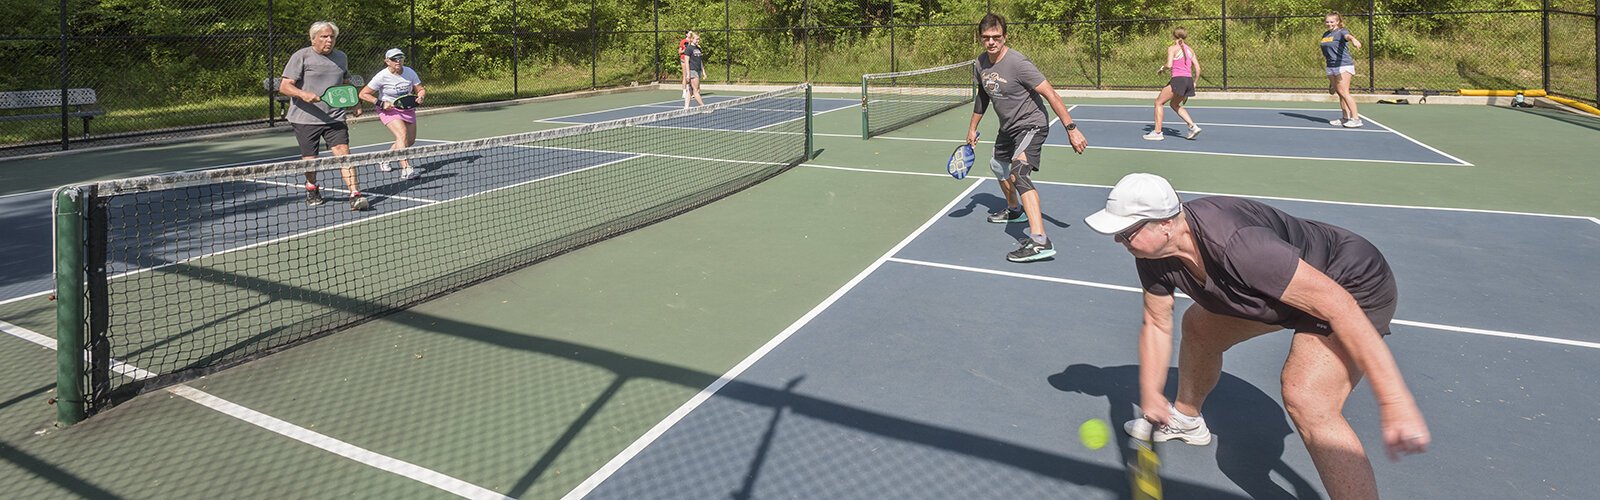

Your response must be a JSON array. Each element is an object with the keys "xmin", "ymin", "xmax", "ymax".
[
  {"xmin": 1065, "ymin": 143, "xmax": 1466, "ymax": 167},
  {"xmin": 245, "ymin": 179, "xmax": 441, "ymax": 204},
  {"xmin": 1073, "ymin": 117, "xmax": 1391, "ymax": 133},
  {"xmin": 887, "ymin": 258, "xmax": 1600, "ymax": 350},
  {"xmin": 562, "ymin": 179, "xmax": 990, "ymax": 499},
  {"xmin": 0, "ymin": 320, "xmax": 509, "ymax": 499}
]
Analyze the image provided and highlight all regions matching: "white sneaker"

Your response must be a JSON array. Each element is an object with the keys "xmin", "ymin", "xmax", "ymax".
[
  {"xmin": 400, "ymin": 166, "xmax": 419, "ymax": 180},
  {"xmin": 1342, "ymin": 118, "xmax": 1364, "ymax": 128},
  {"xmin": 1124, "ymin": 409, "xmax": 1213, "ymax": 445},
  {"xmin": 1185, "ymin": 126, "xmax": 1203, "ymax": 140},
  {"xmin": 379, "ymin": 162, "xmax": 394, "ymax": 172},
  {"xmin": 1142, "ymin": 132, "xmax": 1165, "ymax": 141},
  {"xmin": 1329, "ymin": 118, "xmax": 1346, "ymax": 126}
]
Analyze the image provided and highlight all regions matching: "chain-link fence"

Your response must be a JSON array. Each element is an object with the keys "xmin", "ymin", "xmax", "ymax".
[{"xmin": 3, "ymin": 0, "xmax": 1596, "ymax": 158}]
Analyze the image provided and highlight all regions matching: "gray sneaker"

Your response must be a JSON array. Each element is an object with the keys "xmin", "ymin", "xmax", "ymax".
[
  {"xmin": 987, "ymin": 207, "xmax": 1027, "ymax": 224},
  {"xmin": 350, "ymin": 194, "xmax": 370, "ymax": 211},
  {"xmin": 306, "ymin": 186, "xmax": 325, "ymax": 206},
  {"xmin": 1006, "ymin": 236, "xmax": 1055, "ymax": 262}
]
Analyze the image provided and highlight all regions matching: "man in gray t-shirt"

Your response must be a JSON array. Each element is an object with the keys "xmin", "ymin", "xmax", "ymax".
[
  {"xmin": 279, "ymin": 21, "xmax": 368, "ymax": 210},
  {"xmin": 965, "ymin": 14, "xmax": 1088, "ymax": 263}
]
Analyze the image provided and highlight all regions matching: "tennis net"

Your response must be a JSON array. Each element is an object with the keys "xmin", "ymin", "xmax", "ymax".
[
  {"xmin": 860, "ymin": 61, "xmax": 977, "ymax": 139},
  {"xmin": 52, "ymin": 83, "xmax": 813, "ymax": 420}
]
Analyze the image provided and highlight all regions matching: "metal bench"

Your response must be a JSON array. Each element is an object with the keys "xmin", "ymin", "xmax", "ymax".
[
  {"xmin": 265, "ymin": 77, "xmax": 291, "ymax": 119},
  {"xmin": 0, "ymin": 89, "xmax": 105, "ymax": 137}
]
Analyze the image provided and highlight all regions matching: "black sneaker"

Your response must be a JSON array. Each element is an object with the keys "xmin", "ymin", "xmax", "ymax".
[
  {"xmin": 1006, "ymin": 237, "xmax": 1055, "ymax": 262},
  {"xmin": 306, "ymin": 186, "xmax": 325, "ymax": 206},
  {"xmin": 987, "ymin": 207, "xmax": 1027, "ymax": 224},
  {"xmin": 350, "ymin": 194, "xmax": 370, "ymax": 211}
]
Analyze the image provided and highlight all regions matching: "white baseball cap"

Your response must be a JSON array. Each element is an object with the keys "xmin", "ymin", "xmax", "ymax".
[
  {"xmin": 1084, "ymin": 173, "xmax": 1182, "ymax": 235},
  {"xmin": 385, "ymin": 48, "xmax": 405, "ymax": 60}
]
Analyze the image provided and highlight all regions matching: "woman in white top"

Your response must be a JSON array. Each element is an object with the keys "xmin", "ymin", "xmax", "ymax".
[{"xmin": 360, "ymin": 48, "xmax": 427, "ymax": 179}]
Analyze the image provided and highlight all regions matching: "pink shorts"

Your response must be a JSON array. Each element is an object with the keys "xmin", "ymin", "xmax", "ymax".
[{"xmin": 379, "ymin": 107, "xmax": 416, "ymax": 125}]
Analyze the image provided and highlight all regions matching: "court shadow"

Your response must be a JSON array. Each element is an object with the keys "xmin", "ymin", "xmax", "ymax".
[
  {"xmin": 1048, "ymin": 363, "xmax": 1323, "ymax": 500},
  {"xmin": 1280, "ymin": 112, "xmax": 1335, "ymax": 124},
  {"xmin": 1513, "ymin": 106, "xmax": 1600, "ymax": 133},
  {"xmin": 951, "ymin": 193, "xmax": 1074, "ymax": 232}
]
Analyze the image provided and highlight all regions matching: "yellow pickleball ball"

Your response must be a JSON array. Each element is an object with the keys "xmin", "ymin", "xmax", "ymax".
[{"xmin": 1079, "ymin": 418, "xmax": 1110, "ymax": 450}]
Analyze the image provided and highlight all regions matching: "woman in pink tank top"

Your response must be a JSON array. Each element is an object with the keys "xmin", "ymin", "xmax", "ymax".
[{"xmin": 1145, "ymin": 27, "xmax": 1202, "ymax": 141}]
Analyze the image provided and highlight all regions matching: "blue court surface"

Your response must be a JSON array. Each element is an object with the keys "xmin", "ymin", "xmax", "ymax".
[
  {"xmin": 542, "ymin": 95, "xmax": 859, "ymax": 128},
  {"xmin": 569, "ymin": 181, "xmax": 1599, "ymax": 499},
  {"xmin": 1049, "ymin": 105, "xmax": 1470, "ymax": 166}
]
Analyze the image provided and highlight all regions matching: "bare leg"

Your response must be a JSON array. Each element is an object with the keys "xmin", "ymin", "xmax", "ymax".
[
  {"xmin": 1282, "ymin": 332, "xmax": 1378, "ymax": 500},
  {"xmin": 1171, "ymin": 95, "xmax": 1197, "ymax": 129},
  {"xmin": 1017, "ymin": 181, "xmax": 1044, "ymax": 238},
  {"xmin": 1152, "ymin": 86, "xmax": 1174, "ymax": 132},
  {"xmin": 1172, "ymin": 306, "xmax": 1280, "ymax": 418},
  {"xmin": 691, "ymin": 78, "xmax": 705, "ymax": 107},
  {"xmin": 1338, "ymin": 73, "xmax": 1359, "ymax": 120},
  {"xmin": 330, "ymin": 143, "xmax": 359, "ymax": 194},
  {"xmin": 384, "ymin": 119, "xmax": 414, "ymax": 170}
]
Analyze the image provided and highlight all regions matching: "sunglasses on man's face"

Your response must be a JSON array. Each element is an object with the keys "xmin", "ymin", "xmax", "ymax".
[
  {"xmin": 980, "ymin": 34, "xmax": 1005, "ymax": 41},
  {"xmin": 389, "ymin": 56, "xmax": 405, "ymax": 62},
  {"xmin": 1116, "ymin": 220, "xmax": 1149, "ymax": 244}
]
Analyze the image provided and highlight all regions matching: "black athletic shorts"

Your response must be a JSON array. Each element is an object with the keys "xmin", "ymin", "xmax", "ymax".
[
  {"xmin": 291, "ymin": 122, "xmax": 350, "ymax": 158},
  {"xmin": 1168, "ymin": 76, "xmax": 1196, "ymax": 98}
]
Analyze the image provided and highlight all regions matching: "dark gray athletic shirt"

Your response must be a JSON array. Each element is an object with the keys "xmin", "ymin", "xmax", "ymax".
[
  {"xmin": 1136, "ymin": 196, "xmax": 1397, "ymax": 333},
  {"xmin": 282, "ymin": 46, "xmax": 351, "ymax": 125},
  {"xmin": 685, "ymin": 43, "xmax": 704, "ymax": 73},
  {"xmin": 973, "ymin": 48, "xmax": 1050, "ymax": 134}
]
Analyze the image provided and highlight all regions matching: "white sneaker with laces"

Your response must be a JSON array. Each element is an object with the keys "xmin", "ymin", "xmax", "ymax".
[
  {"xmin": 1124, "ymin": 407, "xmax": 1213, "ymax": 445},
  {"xmin": 400, "ymin": 166, "xmax": 419, "ymax": 180},
  {"xmin": 1142, "ymin": 131, "xmax": 1165, "ymax": 141},
  {"xmin": 1342, "ymin": 118, "xmax": 1364, "ymax": 128},
  {"xmin": 379, "ymin": 162, "xmax": 395, "ymax": 172},
  {"xmin": 1329, "ymin": 118, "xmax": 1346, "ymax": 126},
  {"xmin": 1185, "ymin": 125, "xmax": 1203, "ymax": 140}
]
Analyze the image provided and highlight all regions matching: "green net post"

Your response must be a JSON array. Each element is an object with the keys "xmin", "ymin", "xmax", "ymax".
[
  {"xmin": 53, "ymin": 186, "xmax": 86, "ymax": 426},
  {"xmin": 805, "ymin": 83, "xmax": 814, "ymax": 159},
  {"xmin": 860, "ymin": 76, "xmax": 869, "ymax": 140}
]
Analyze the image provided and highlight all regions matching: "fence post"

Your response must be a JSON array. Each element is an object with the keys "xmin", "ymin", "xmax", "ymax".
[
  {"xmin": 1594, "ymin": 0, "xmax": 1599, "ymax": 105},
  {"xmin": 653, "ymin": 0, "xmax": 660, "ymax": 82},
  {"xmin": 889, "ymin": 0, "xmax": 896, "ymax": 74},
  {"xmin": 1093, "ymin": 0, "xmax": 1102, "ymax": 88},
  {"xmin": 409, "ymin": 0, "xmax": 417, "ymax": 68},
  {"xmin": 1366, "ymin": 3, "xmax": 1375, "ymax": 92},
  {"xmin": 1542, "ymin": 0, "xmax": 1550, "ymax": 91},
  {"xmin": 267, "ymin": 0, "xmax": 276, "ymax": 126},
  {"xmin": 591, "ymin": 0, "xmax": 598, "ymax": 89},
  {"xmin": 724, "ymin": 0, "xmax": 731, "ymax": 83},
  {"xmin": 59, "ymin": 0, "xmax": 69, "ymax": 151},
  {"xmin": 803, "ymin": 0, "xmax": 809, "ymax": 82},
  {"xmin": 512, "ymin": 0, "xmax": 520, "ymax": 97},
  {"xmin": 1220, "ymin": 0, "xmax": 1228, "ymax": 90}
]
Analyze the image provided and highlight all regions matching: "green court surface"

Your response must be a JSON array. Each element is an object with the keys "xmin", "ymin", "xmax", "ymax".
[{"xmin": 1, "ymin": 86, "xmax": 1596, "ymax": 498}]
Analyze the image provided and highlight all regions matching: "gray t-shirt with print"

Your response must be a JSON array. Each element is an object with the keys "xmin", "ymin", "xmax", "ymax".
[
  {"xmin": 282, "ymin": 46, "xmax": 351, "ymax": 125},
  {"xmin": 973, "ymin": 48, "xmax": 1050, "ymax": 134}
]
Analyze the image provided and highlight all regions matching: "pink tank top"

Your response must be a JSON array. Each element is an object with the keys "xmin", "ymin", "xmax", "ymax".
[{"xmin": 1170, "ymin": 44, "xmax": 1195, "ymax": 77}]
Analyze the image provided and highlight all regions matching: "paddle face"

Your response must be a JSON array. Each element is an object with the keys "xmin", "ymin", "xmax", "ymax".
[
  {"xmin": 321, "ymin": 85, "xmax": 360, "ymax": 108},
  {"xmin": 1130, "ymin": 427, "xmax": 1163, "ymax": 500},
  {"xmin": 392, "ymin": 94, "xmax": 419, "ymax": 110},
  {"xmin": 947, "ymin": 132, "xmax": 978, "ymax": 180}
]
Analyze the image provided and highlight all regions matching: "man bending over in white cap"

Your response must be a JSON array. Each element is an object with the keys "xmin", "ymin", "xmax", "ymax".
[{"xmin": 1084, "ymin": 173, "xmax": 1429, "ymax": 500}]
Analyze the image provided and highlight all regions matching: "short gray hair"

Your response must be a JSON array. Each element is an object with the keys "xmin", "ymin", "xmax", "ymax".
[{"xmin": 309, "ymin": 21, "xmax": 340, "ymax": 40}]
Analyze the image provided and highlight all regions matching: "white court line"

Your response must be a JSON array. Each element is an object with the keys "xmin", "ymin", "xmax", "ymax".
[
  {"xmin": 562, "ymin": 179, "xmax": 990, "ymax": 500},
  {"xmin": 786, "ymin": 162, "xmax": 1600, "ymax": 224},
  {"xmin": 1356, "ymin": 114, "xmax": 1473, "ymax": 166},
  {"xmin": 1064, "ymin": 143, "xmax": 1466, "ymax": 167},
  {"xmin": 1077, "ymin": 103, "xmax": 1370, "ymax": 113},
  {"xmin": 1073, "ymin": 117, "xmax": 1391, "ymax": 133},
  {"xmin": 0, "ymin": 319, "xmax": 510, "ymax": 499},
  {"xmin": 885, "ymin": 258, "xmax": 1600, "ymax": 351}
]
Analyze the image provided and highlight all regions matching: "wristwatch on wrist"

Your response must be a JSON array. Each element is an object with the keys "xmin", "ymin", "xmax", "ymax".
[{"xmin": 1063, "ymin": 122, "xmax": 1077, "ymax": 131}]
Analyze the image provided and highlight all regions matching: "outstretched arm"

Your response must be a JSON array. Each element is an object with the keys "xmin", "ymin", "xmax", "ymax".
[
  {"xmin": 1138, "ymin": 291, "xmax": 1177, "ymax": 426},
  {"xmin": 1278, "ymin": 259, "xmax": 1428, "ymax": 461},
  {"xmin": 1033, "ymin": 80, "xmax": 1086, "ymax": 153}
]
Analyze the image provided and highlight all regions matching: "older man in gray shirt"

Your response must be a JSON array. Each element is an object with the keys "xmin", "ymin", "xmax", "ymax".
[
  {"xmin": 965, "ymin": 13, "xmax": 1088, "ymax": 263},
  {"xmin": 280, "ymin": 20, "xmax": 368, "ymax": 210}
]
